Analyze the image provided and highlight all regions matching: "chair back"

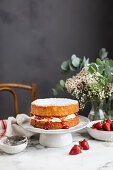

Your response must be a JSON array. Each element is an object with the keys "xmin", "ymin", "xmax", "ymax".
[{"xmin": 0, "ymin": 83, "xmax": 37, "ymax": 117}]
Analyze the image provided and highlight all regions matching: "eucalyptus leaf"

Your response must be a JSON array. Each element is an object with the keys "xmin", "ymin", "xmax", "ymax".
[
  {"xmin": 60, "ymin": 80, "xmax": 65, "ymax": 88},
  {"xmin": 107, "ymin": 73, "xmax": 113, "ymax": 83},
  {"xmin": 52, "ymin": 88, "xmax": 58, "ymax": 95},
  {"xmin": 105, "ymin": 66, "xmax": 111, "ymax": 75},
  {"xmin": 105, "ymin": 60, "xmax": 109, "ymax": 68},
  {"xmin": 85, "ymin": 58, "xmax": 89, "ymax": 65},
  {"xmin": 110, "ymin": 67, "xmax": 113, "ymax": 73},
  {"xmin": 83, "ymin": 57, "xmax": 89, "ymax": 66},
  {"xmin": 71, "ymin": 54, "xmax": 77, "ymax": 61},
  {"xmin": 98, "ymin": 65, "xmax": 104, "ymax": 74},
  {"xmin": 109, "ymin": 59, "xmax": 113, "ymax": 67},
  {"xmin": 72, "ymin": 56, "xmax": 81, "ymax": 67},
  {"xmin": 69, "ymin": 62, "xmax": 76, "ymax": 71},
  {"xmin": 61, "ymin": 69, "xmax": 69, "ymax": 75},
  {"xmin": 99, "ymin": 48, "xmax": 108, "ymax": 60},
  {"xmin": 61, "ymin": 61, "xmax": 69, "ymax": 71}
]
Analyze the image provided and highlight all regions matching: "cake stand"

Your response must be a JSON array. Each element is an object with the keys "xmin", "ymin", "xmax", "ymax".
[{"xmin": 21, "ymin": 115, "xmax": 89, "ymax": 147}]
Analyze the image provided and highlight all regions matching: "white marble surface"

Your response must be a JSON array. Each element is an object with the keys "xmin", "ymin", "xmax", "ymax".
[{"xmin": 0, "ymin": 130, "xmax": 113, "ymax": 170}]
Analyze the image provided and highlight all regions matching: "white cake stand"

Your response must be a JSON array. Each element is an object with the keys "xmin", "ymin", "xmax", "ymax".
[{"xmin": 21, "ymin": 115, "xmax": 89, "ymax": 147}]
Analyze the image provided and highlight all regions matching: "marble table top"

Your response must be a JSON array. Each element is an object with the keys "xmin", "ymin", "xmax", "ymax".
[{"xmin": 0, "ymin": 129, "xmax": 113, "ymax": 170}]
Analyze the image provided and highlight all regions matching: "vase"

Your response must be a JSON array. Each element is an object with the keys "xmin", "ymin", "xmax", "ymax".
[{"xmin": 88, "ymin": 100, "xmax": 106, "ymax": 121}]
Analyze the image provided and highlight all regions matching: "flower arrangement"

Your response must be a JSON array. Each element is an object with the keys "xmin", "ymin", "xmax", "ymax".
[
  {"xmin": 52, "ymin": 48, "xmax": 113, "ymax": 118},
  {"xmin": 65, "ymin": 65, "xmax": 112, "ymax": 109}
]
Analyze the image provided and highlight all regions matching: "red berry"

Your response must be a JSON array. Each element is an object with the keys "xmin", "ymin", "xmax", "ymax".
[
  {"xmin": 103, "ymin": 122, "xmax": 111, "ymax": 131},
  {"xmin": 106, "ymin": 119, "xmax": 112, "ymax": 124},
  {"xmin": 93, "ymin": 122, "xmax": 102, "ymax": 129},
  {"xmin": 79, "ymin": 139, "xmax": 89, "ymax": 150},
  {"xmin": 45, "ymin": 122, "xmax": 50, "ymax": 130},
  {"xmin": 69, "ymin": 145, "xmax": 81, "ymax": 155},
  {"xmin": 99, "ymin": 129, "xmax": 104, "ymax": 131},
  {"xmin": 61, "ymin": 121, "xmax": 65, "ymax": 126},
  {"xmin": 62, "ymin": 125, "xmax": 69, "ymax": 129},
  {"xmin": 75, "ymin": 113, "xmax": 78, "ymax": 116},
  {"xmin": 30, "ymin": 113, "xmax": 34, "ymax": 117}
]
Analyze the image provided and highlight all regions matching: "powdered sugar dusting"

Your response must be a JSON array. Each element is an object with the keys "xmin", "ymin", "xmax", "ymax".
[{"xmin": 32, "ymin": 98, "xmax": 78, "ymax": 106}]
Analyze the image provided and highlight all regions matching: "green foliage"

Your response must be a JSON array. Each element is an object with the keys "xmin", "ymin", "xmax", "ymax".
[
  {"xmin": 52, "ymin": 80, "xmax": 66, "ymax": 96},
  {"xmin": 96, "ymin": 58, "xmax": 103, "ymax": 66},
  {"xmin": 53, "ymin": 48, "xmax": 113, "ymax": 95},
  {"xmin": 80, "ymin": 57, "xmax": 89, "ymax": 70},
  {"xmin": 59, "ymin": 80, "xmax": 65, "ymax": 88},
  {"xmin": 99, "ymin": 48, "xmax": 108, "ymax": 60},
  {"xmin": 61, "ymin": 60, "xmax": 70, "ymax": 72},
  {"xmin": 60, "ymin": 55, "xmax": 89, "ymax": 74},
  {"xmin": 88, "ymin": 49, "xmax": 113, "ymax": 87},
  {"xmin": 88, "ymin": 63, "xmax": 98, "ymax": 74},
  {"xmin": 52, "ymin": 54, "xmax": 90, "ymax": 94},
  {"xmin": 71, "ymin": 55, "xmax": 81, "ymax": 67}
]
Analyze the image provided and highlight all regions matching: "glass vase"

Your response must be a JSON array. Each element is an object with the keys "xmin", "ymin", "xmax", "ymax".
[{"xmin": 88, "ymin": 100, "xmax": 106, "ymax": 121}]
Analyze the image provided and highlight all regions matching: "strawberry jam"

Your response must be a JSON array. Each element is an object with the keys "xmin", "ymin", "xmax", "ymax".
[
  {"xmin": 45, "ymin": 121, "xmax": 50, "ymax": 130},
  {"xmin": 62, "ymin": 125, "xmax": 69, "ymax": 129},
  {"xmin": 75, "ymin": 113, "xmax": 78, "ymax": 116},
  {"xmin": 30, "ymin": 113, "xmax": 34, "ymax": 117},
  {"xmin": 61, "ymin": 121, "xmax": 65, "ymax": 126}
]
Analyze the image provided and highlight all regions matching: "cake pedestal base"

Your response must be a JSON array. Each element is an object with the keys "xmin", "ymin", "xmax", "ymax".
[{"xmin": 39, "ymin": 133, "xmax": 72, "ymax": 147}]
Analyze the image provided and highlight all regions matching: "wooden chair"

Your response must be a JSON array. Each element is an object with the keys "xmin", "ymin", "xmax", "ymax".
[{"xmin": 0, "ymin": 83, "xmax": 37, "ymax": 117}]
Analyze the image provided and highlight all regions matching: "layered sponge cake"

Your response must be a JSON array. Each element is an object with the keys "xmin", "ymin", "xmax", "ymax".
[{"xmin": 30, "ymin": 98, "xmax": 79, "ymax": 130}]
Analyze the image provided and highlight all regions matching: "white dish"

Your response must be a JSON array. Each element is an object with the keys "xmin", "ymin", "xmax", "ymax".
[
  {"xmin": 21, "ymin": 116, "xmax": 89, "ymax": 147},
  {"xmin": 87, "ymin": 120, "xmax": 113, "ymax": 141},
  {"xmin": 0, "ymin": 136, "xmax": 28, "ymax": 154}
]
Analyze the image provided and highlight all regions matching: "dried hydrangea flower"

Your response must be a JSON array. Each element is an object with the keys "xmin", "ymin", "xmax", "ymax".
[
  {"xmin": 108, "ymin": 83, "xmax": 113, "ymax": 93},
  {"xmin": 65, "ymin": 66, "xmax": 112, "ymax": 109}
]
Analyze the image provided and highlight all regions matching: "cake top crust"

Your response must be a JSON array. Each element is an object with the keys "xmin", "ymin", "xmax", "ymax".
[{"xmin": 31, "ymin": 98, "xmax": 78, "ymax": 107}]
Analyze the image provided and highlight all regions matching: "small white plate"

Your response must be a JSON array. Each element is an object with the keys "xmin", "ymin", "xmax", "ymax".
[
  {"xmin": 87, "ymin": 120, "xmax": 113, "ymax": 141},
  {"xmin": 0, "ymin": 136, "xmax": 28, "ymax": 154}
]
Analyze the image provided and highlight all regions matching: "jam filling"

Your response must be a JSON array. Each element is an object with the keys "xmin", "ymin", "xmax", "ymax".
[
  {"xmin": 62, "ymin": 125, "xmax": 69, "ymax": 129},
  {"xmin": 30, "ymin": 113, "xmax": 78, "ymax": 120},
  {"xmin": 45, "ymin": 121, "xmax": 50, "ymax": 130},
  {"xmin": 30, "ymin": 113, "xmax": 78, "ymax": 130}
]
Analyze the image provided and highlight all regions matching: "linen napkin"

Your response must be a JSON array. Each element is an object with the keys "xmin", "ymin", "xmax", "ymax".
[{"xmin": 0, "ymin": 114, "xmax": 35, "ymax": 139}]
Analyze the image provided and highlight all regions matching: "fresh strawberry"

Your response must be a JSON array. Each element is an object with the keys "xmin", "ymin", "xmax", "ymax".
[
  {"xmin": 92, "ymin": 127, "xmax": 98, "ymax": 130},
  {"xmin": 93, "ymin": 122, "xmax": 102, "ymax": 129},
  {"xmin": 69, "ymin": 145, "xmax": 81, "ymax": 155},
  {"xmin": 106, "ymin": 119, "xmax": 112, "ymax": 124},
  {"xmin": 79, "ymin": 139, "xmax": 89, "ymax": 150},
  {"xmin": 103, "ymin": 122, "xmax": 111, "ymax": 131}
]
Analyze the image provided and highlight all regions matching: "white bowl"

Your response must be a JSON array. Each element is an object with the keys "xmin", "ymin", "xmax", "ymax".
[
  {"xmin": 0, "ymin": 136, "xmax": 28, "ymax": 154},
  {"xmin": 87, "ymin": 120, "xmax": 113, "ymax": 141}
]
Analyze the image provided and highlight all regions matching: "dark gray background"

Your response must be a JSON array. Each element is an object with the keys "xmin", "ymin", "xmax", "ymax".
[{"xmin": 0, "ymin": 0, "xmax": 113, "ymax": 119}]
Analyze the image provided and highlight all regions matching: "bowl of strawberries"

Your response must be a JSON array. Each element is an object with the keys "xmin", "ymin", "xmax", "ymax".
[{"xmin": 87, "ymin": 119, "xmax": 113, "ymax": 141}]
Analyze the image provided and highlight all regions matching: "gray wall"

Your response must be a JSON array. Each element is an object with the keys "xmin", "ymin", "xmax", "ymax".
[{"xmin": 0, "ymin": 0, "xmax": 113, "ymax": 119}]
